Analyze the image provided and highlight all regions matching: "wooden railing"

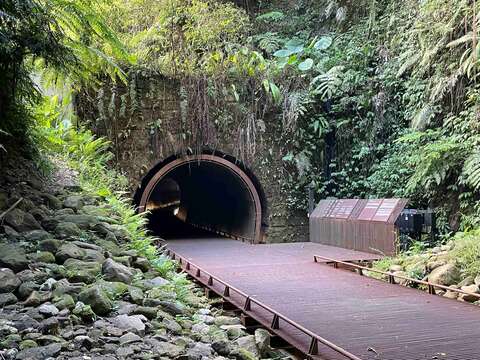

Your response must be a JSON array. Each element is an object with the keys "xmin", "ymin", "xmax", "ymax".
[
  {"xmin": 313, "ymin": 254, "xmax": 480, "ymax": 300},
  {"xmin": 167, "ymin": 249, "xmax": 364, "ymax": 360}
]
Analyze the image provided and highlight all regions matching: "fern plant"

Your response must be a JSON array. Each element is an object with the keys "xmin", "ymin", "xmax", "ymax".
[
  {"xmin": 0, "ymin": 0, "xmax": 130, "ymax": 150},
  {"xmin": 400, "ymin": 131, "xmax": 467, "ymax": 194},
  {"xmin": 254, "ymin": 32, "xmax": 283, "ymax": 54},
  {"xmin": 256, "ymin": 11, "xmax": 285, "ymax": 23},
  {"xmin": 462, "ymin": 148, "xmax": 480, "ymax": 191},
  {"xmin": 310, "ymin": 65, "xmax": 344, "ymax": 100}
]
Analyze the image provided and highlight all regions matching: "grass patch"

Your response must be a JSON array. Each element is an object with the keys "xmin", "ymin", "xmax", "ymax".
[{"xmin": 448, "ymin": 229, "xmax": 480, "ymax": 278}]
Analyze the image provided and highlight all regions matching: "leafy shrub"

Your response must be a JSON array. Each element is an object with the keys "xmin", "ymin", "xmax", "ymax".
[
  {"xmin": 448, "ymin": 229, "xmax": 480, "ymax": 278},
  {"xmin": 0, "ymin": 0, "xmax": 128, "ymax": 150},
  {"xmin": 35, "ymin": 94, "xmax": 177, "ymax": 279}
]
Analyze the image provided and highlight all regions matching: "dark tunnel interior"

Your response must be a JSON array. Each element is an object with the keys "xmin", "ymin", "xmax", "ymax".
[{"xmin": 146, "ymin": 161, "xmax": 258, "ymax": 240}]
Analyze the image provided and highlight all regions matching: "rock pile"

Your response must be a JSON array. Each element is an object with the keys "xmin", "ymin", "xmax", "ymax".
[
  {"xmin": 0, "ymin": 177, "xmax": 284, "ymax": 360},
  {"xmin": 383, "ymin": 243, "xmax": 480, "ymax": 303}
]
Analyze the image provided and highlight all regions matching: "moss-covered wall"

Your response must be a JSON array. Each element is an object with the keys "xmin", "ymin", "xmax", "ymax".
[{"xmin": 76, "ymin": 74, "xmax": 308, "ymax": 243}]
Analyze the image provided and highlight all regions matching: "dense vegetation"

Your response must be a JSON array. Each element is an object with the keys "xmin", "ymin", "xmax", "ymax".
[
  {"xmin": 3, "ymin": 0, "xmax": 480, "ymax": 269},
  {"xmin": 253, "ymin": 1, "xmax": 480, "ymax": 235},
  {"xmin": 0, "ymin": 0, "xmax": 170, "ymax": 277}
]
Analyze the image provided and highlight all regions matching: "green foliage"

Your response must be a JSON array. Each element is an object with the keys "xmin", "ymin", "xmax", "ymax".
[
  {"xmin": 254, "ymin": 32, "xmax": 284, "ymax": 54},
  {"xmin": 462, "ymin": 149, "xmax": 480, "ymax": 192},
  {"xmin": 366, "ymin": 137, "xmax": 415, "ymax": 198},
  {"xmin": 448, "ymin": 229, "xmax": 480, "ymax": 278},
  {"xmin": 256, "ymin": 11, "xmax": 285, "ymax": 23},
  {"xmin": 255, "ymin": 0, "xmax": 480, "ymax": 233},
  {"xmin": 16, "ymin": 0, "xmax": 480, "ymax": 249},
  {"xmin": 0, "ymin": 0, "xmax": 67, "ymax": 140},
  {"xmin": 35, "ymin": 93, "xmax": 177, "ymax": 278},
  {"xmin": 0, "ymin": 0, "xmax": 129, "ymax": 150},
  {"xmin": 107, "ymin": 0, "xmax": 248, "ymax": 77},
  {"xmin": 272, "ymin": 36, "xmax": 333, "ymax": 72},
  {"xmin": 399, "ymin": 131, "xmax": 467, "ymax": 195}
]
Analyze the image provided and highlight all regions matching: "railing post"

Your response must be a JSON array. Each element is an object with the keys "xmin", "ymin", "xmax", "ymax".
[
  {"xmin": 224, "ymin": 286, "xmax": 230, "ymax": 297},
  {"xmin": 358, "ymin": 268, "xmax": 363, "ymax": 276},
  {"xmin": 428, "ymin": 284, "xmax": 436, "ymax": 295},
  {"xmin": 244, "ymin": 297, "xmax": 251, "ymax": 311},
  {"xmin": 196, "ymin": 268, "xmax": 201, "ymax": 277},
  {"xmin": 308, "ymin": 337, "xmax": 318, "ymax": 355},
  {"xmin": 208, "ymin": 276, "xmax": 213, "ymax": 286},
  {"xmin": 388, "ymin": 274, "xmax": 395, "ymax": 284},
  {"xmin": 186, "ymin": 262, "xmax": 191, "ymax": 270},
  {"xmin": 271, "ymin": 314, "xmax": 279, "ymax": 329}
]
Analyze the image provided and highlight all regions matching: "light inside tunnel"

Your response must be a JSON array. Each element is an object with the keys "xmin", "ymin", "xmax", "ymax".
[{"xmin": 143, "ymin": 158, "xmax": 262, "ymax": 241}]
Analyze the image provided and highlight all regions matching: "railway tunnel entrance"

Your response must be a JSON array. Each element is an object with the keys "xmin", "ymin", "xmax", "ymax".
[{"xmin": 135, "ymin": 152, "xmax": 268, "ymax": 243}]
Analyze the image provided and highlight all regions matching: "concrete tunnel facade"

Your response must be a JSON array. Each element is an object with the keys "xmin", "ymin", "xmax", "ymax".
[{"xmin": 134, "ymin": 152, "xmax": 268, "ymax": 243}]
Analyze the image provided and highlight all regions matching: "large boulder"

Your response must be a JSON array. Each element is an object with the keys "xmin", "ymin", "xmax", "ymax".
[
  {"xmin": 55, "ymin": 243, "xmax": 86, "ymax": 263},
  {"xmin": 52, "ymin": 278, "xmax": 84, "ymax": 298},
  {"xmin": 428, "ymin": 263, "xmax": 460, "ymax": 286},
  {"xmin": 54, "ymin": 222, "xmax": 82, "ymax": 239},
  {"xmin": 82, "ymin": 248, "xmax": 105, "ymax": 263},
  {"xmin": 73, "ymin": 302, "xmax": 96, "ymax": 321},
  {"xmin": 64, "ymin": 259, "xmax": 101, "ymax": 284},
  {"xmin": 254, "ymin": 328, "xmax": 271, "ymax": 356},
  {"xmin": 18, "ymin": 281, "xmax": 40, "ymax": 300},
  {"xmin": 215, "ymin": 316, "xmax": 241, "ymax": 327},
  {"xmin": 96, "ymin": 280, "xmax": 129, "ymax": 300},
  {"xmin": 4, "ymin": 208, "xmax": 42, "ymax": 232},
  {"xmin": 63, "ymin": 195, "xmax": 84, "ymax": 211},
  {"xmin": 29, "ymin": 251, "xmax": 56, "ymax": 264},
  {"xmin": 15, "ymin": 343, "xmax": 62, "ymax": 360},
  {"xmin": 459, "ymin": 284, "xmax": 480, "ymax": 302},
  {"xmin": 186, "ymin": 342, "xmax": 213, "ymax": 360},
  {"xmin": 38, "ymin": 239, "xmax": 62, "ymax": 254},
  {"xmin": 107, "ymin": 224, "xmax": 131, "ymax": 241},
  {"xmin": 53, "ymin": 293, "xmax": 75, "ymax": 310},
  {"xmin": 119, "ymin": 332, "xmax": 142, "ymax": 345},
  {"xmin": 0, "ymin": 293, "xmax": 17, "ymax": 306},
  {"xmin": 233, "ymin": 335, "xmax": 260, "ymax": 358},
  {"xmin": 142, "ymin": 276, "xmax": 169, "ymax": 289},
  {"xmin": 38, "ymin": 303, "xmax": 60, "ymax": 317},
  {"xmin": 13, "ymin": 314, "xmax": 40, "ymax": 332},
  {"xmin": 57, "ymin": 214, "xmax": 98, "ymax": 230},
  {"xmin": 150, "ymin": 340, "xmax": 184, "ymax": 357},
  {"xmin": 78, "ymin": 285, "xmax": 113, "ymax": 315},
  {"xmin": 81, "ymin": 205, "xmax": 110, "ymax": 217},
  {"xmin": 24, "ymin": 230, "xmax": 51, "ymax": 242},
  {"xmin": 112, "ymin": 314, "xmax": 147, "ymax": 335},
  {"xmin": 127, "ymin": 286, "xmax": 144, "ymax": 304},
  {"xmin": 0, "ymin": 268, "xmax": 21, "ymax": 293},
  {"xmin": 133, "ymin": 306, "xmax": 158, "ymax": 320},
  {"xmin": 162, "ymin": 318, "xmax": 182, "ymax": 334},
  {"xmin": 0, "ymin": 243, "xmax": 28, "ymax": 271},
  {"xmin": 24, "ymin": 290, "xmax": 52, "ymax": 306},
  {"xmin": 42, "ymin": 194, "xmax": 62, "ymax": 210},
  {"xmin": 102, "ymin": 258, "xmax": 134, "ymax": 284},
  {"xmin": 133, "ymin": 257, "xmax": 151, "ymax": 272},
  {"xmin": 158, "ymin": 300, "xmax": 187, "ymax": 316}
]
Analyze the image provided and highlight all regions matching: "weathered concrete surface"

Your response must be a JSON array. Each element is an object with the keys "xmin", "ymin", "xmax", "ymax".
[{"xmin": 76, "ymin": 74, "xmax": 307, "ymax": 242}]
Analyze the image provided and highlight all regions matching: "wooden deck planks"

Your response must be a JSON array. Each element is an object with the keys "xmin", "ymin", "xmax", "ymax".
[{"xmin": 167, "ymin": 238, "xmax": 480, "ymax": 360}]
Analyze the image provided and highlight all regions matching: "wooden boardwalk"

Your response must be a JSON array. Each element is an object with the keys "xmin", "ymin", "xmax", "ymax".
[{"xmin": 167, "ymin": 238, "xmax": 480, "ymax": 360}]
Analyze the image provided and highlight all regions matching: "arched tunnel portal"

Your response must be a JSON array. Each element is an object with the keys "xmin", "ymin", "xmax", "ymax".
[{"xmin": 135, "ymin": 153, "xmax": 268, "ymax": 243}]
